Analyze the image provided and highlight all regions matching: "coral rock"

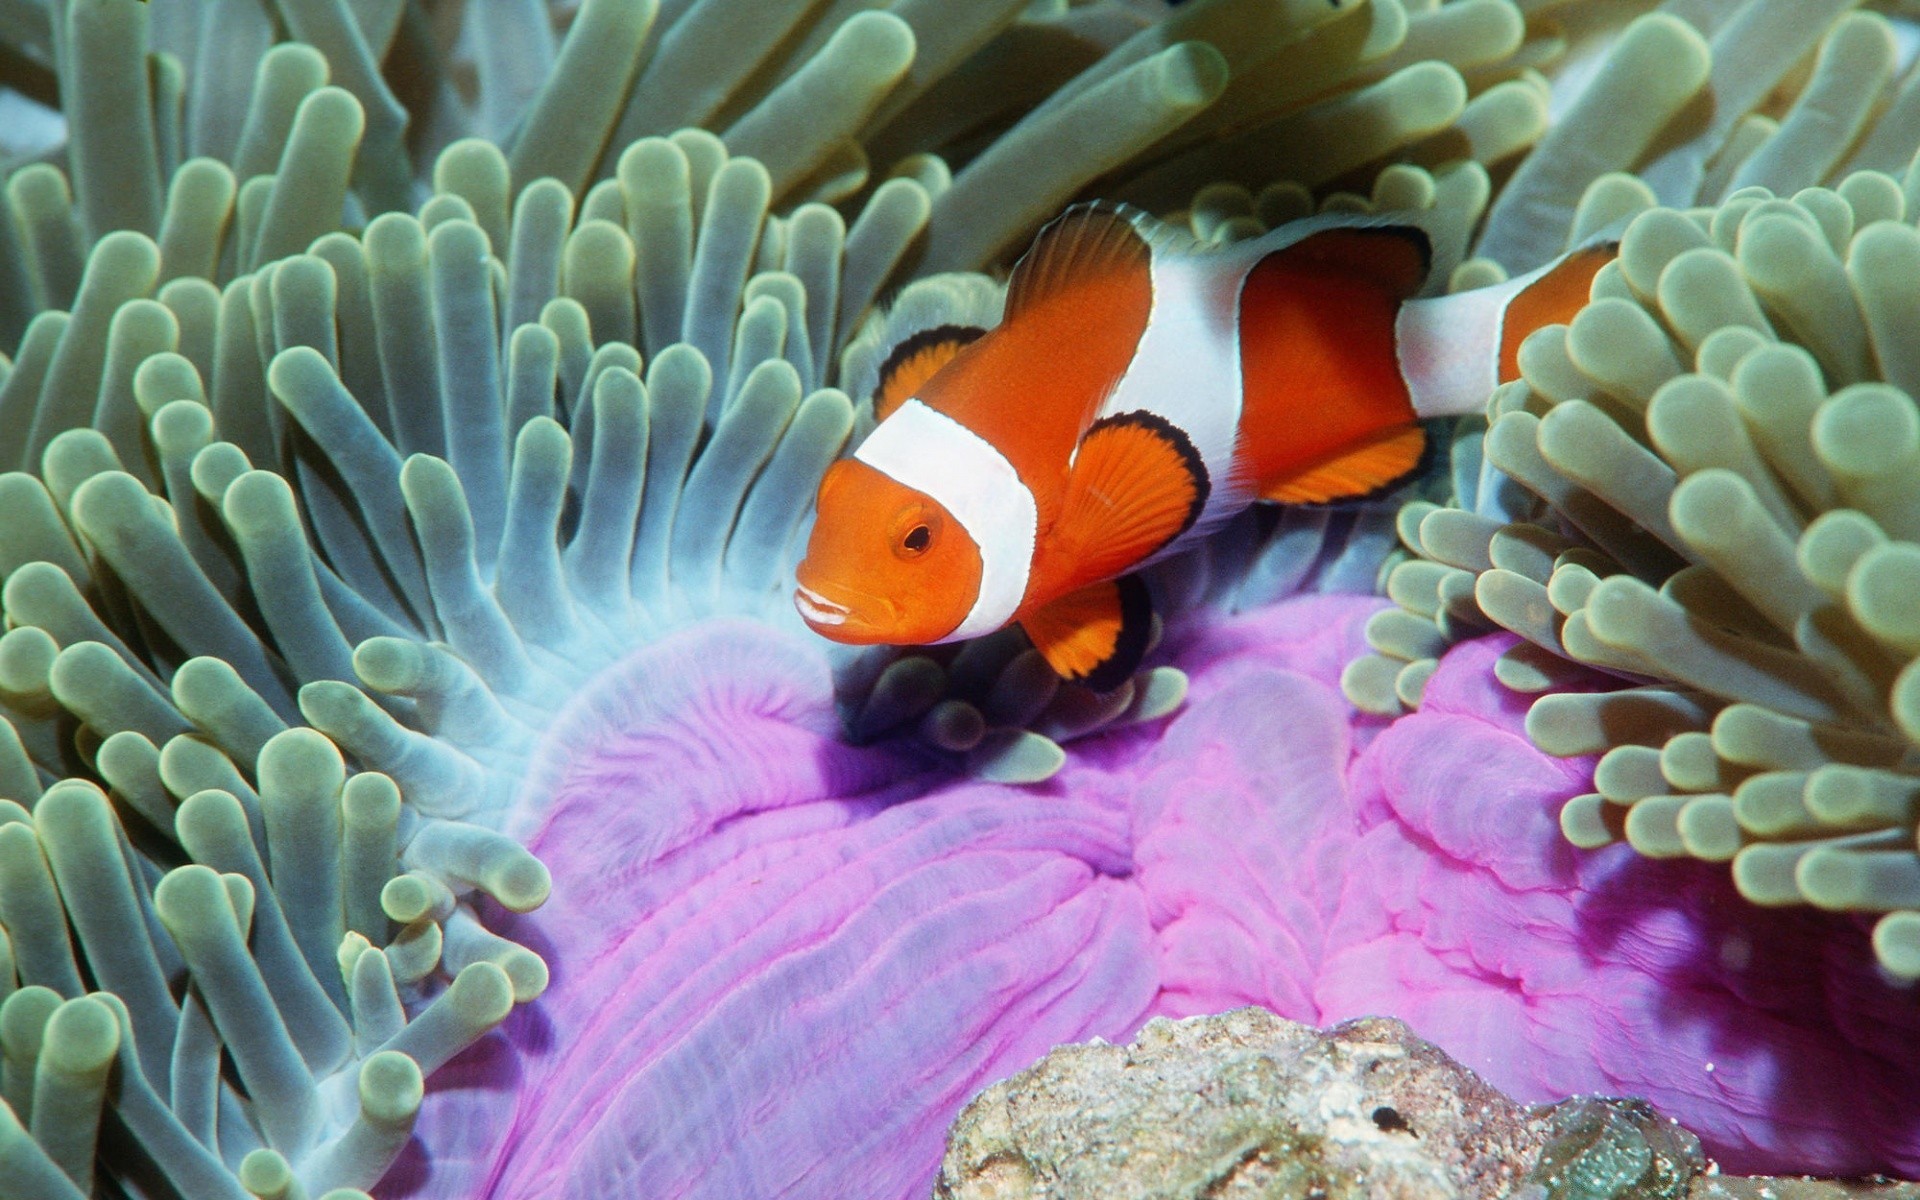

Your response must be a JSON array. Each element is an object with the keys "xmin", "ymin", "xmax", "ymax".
[{"xmin": 935, "ymin": 1007, "xmax": 1558, "ymax": 1200}]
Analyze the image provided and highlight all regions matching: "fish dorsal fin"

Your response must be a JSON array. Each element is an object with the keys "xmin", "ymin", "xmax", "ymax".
[
  {"xmin": 1260, "ymin": 424, "xmax": 1427, "ymax": 505},
  {"xmin": 872, "ymin": 324, "xmax": 987, "ymax": 421},
  {"xmin": 1276, "ymin": 225, "xmax": 1433, "ymax": 298},
  {"xmin": 1021, "ymin": 574, "xmax": 1154, "ymax": 691},
  {"xmin": 1055, "ymin": 411, "xmax": 1210, "ymax": 584},
  {"xmin": 1005, "ymin": 202, "xmax": 1154, "ymax": 321}
]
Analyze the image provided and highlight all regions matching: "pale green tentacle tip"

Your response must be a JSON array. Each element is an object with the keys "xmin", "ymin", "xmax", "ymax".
[
  {"xmin": 358, "ymin": 1049, "xmax": 425, "ymax": 1124},
  {"xmin": 1675, "ymin": 795, "xmax": 1743, "ymax": 862},
  {"xmin": 485, "ymin": 938, "xmax": 550, "ymax": 1004},
  {"xmin": 342, "ymin": 772, "xmax": 401, "ymax": 825},
  {"xmin": 151, "ymin": 398, "xmax": 215, "ymax": 458},
  {"xmin": 338, "ymin": 929, "xmax": 374, "ymax": 979},
  {"xmin": 85, "ymin": 228, "xmax": 163, "ymax": 282},
  {"xmin": 153, "ymin": 862, "xmax": 253, "ymax": 941},
  {"xmin": 296, "ymin": 84, "xmax": 367, "ymax": 142},
  {"xmin": 222, "ymin": 468, "xmax": 301, "ymax": 536},
  {"xmin": 814, "ymin": 11, "xmax": 915, "ymax": 87},
  {"xmin": 1845, "ymin": 542, "xmax": 1920, "ymax": 653},
  {"xmin": 0, "ymin": 624, "xmax": 58, "ymax": 696},
  {"xmin": 1873, "ymin": 911, "xmax": 1920, "ymax": 980},
  {"xmin": 190, "ymin": 441, "xmax": 254, "ymax": 504},
  {"xmin": 170, "ymin": 655, "xmax": 259, "ymax": 715},
  {"xmin": 1812, "ymin": 384, "xmax": 1919, "ymax": 480},
  {"xmin": 1560, "ymin": 794, "xmax": 1618, "ymax": 850},
  {"xmin": 41, "ymin": 994, "xmax": 118, "ymax": 1075},
  {"xmin": 1130, "ymin": 668, "xmax": 1187, "ymax": 724},
  {"xmin": 349, "ymin": 637, "xmax": 434, "ymax": 695},
  {"xmin": 239, "ymin": 1148, "xmax": 298, "ymax": 1200},
  {"xmin": 487, "ymin": 851, "xmax": 551, "ymax": 914},
  {"xmin": 435, "ymin": 138, "xmax": 510, "ymax": 189},
  {"xmin": 131, "ymin": 351, "xmax": 205, "ymax": 417},
  {"xmin": 258, "ymin": 726, "xmax": 347, "ymax": 796},
  {"xmin": 4, "ymin": 161, "xmax": 70, "ymax": 212},
  {"xmin": 966, "ymin": 729, "xmax": 1066, "ymax": 785},
  {"xmin": 267, "ymin": 343, "xmax": 339, "ymax": 401},
  {"xmin": 1341, "ymin": 653, "xmax": 1407, "ymax": 717},
  {"xmin": 447, "ymin": 960, "xmax": 515, "ymax": 1026},
  {"xmin": 1, "ymin": 985, "xmax": 61, "ymax": 1055},
  {"xmin": 381, "ymin": 873, "xmax": 452, "ymax": 925}
]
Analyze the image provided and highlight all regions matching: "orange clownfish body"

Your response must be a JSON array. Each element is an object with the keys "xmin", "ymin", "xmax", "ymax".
[{"xmin": 796, "ymin": 201, "xmax": 1614, "ymax": 690}]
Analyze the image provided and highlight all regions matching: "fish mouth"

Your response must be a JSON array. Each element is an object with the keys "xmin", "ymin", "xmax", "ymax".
[
  {"xmin": 793, "ymin": 583, "xmax": 850, "ymax": 627},
  {"xmin": 792, "ymin": 577, "xmax": 897, "ymax": 643}
]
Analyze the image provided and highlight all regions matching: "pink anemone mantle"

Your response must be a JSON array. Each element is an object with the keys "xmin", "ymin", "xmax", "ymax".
[{"xmin": 391, "ymin": 595, "xmax": 1920, "ymax": 1198}]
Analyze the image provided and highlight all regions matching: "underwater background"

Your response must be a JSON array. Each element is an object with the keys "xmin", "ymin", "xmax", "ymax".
[{"xmin": 0, "ymin": 0, "xmax": 1918, "ymax": 1196}]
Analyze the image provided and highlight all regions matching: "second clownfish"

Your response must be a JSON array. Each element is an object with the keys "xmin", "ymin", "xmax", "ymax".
[{"xmin": 795, "ymin": 201, "xmax": 1614, "ymax": 689}]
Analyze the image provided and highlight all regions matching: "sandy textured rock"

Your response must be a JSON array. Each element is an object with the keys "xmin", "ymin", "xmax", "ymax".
[
  {"xmin": 935, "ymin": 1007, "xmax": 1553, "ymax": 1200},
  {"xmin": 934, "ymin": 1006, "xmax": 1920, "ymax": 1200}
]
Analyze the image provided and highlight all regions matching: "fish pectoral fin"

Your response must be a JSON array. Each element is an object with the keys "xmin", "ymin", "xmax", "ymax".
[
  {"xmin": 1260, "ymin": 423, "xmax": 1427, "ymax": 505},
  {"xmin": 1055, "ymin": 411, "xmax": 1211, "ymax": 581},
  {"xmin": 873, "ymin": 324, "xmax": 986, "ymax": 421},
  {"xmin": 1021, "ymin": 574, "xmax": 1154, "ymax": 691}
]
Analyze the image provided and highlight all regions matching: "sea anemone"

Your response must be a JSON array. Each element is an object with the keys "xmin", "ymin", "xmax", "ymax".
[
  {"xmin": 0, "ymin": 0, "xmax": 1915, "ymax": 1197},
  {"xmin": 1348, "ymin": 13, "xmax": 1920, "ymax": 983}
]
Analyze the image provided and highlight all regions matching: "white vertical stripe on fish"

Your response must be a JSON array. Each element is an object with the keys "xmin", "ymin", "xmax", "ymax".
[
  {"xmin": 1395, "ymin": 258, "xmax": 1554, "ymax": 419},
  {"xmin": 1099, "ymin": 248, "xmax": 1251, "ymax": 537},
  {"xmin": 853, "ymin": 398, "xmax": 1038, "ymax": 641}
]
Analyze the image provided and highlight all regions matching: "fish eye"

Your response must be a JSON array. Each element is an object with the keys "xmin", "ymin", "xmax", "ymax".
[{"xmin": 889, "ymin": 507, "xmax": 939, "ymax": 559}]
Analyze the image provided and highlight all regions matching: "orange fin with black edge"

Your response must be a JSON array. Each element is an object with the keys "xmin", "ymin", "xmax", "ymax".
[
  {"xmin": 872, "ymin": 324, "xmax": 986, "ymax": 421},
  {"xmin": 1021, "ymin": 574, "xmax": 1154, "ymax": 691},
  {"xmin": 1260, "ymin": 423, "xmax": 1427, "ymax": 504},
  {"xmin": 1004, "ymin": 202, "xmax": 1154, "ymax": 321},
  {"xmin": 1053, "ymin": 410, "xmax": 1211, "ymax": 583}
]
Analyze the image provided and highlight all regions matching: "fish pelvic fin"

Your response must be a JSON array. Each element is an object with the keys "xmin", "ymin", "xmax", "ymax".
[{"xmin": 1021, "ymin": 573, "xmax": 1154, "ymax": 691}]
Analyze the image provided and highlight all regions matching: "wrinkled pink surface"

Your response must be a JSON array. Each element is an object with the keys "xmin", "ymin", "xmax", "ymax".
[{"xmin": 391, "ymin": 596, "xmax": 1920, "ymax": 1199}]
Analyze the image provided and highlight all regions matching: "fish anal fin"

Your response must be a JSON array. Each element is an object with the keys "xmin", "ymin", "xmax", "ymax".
[
  {"xmin": 1021, "ymin": 574, "xmax": 1153, "ymax": 691},
  {"xmin": 1056, "ymin": 411, "xmax": 1210, "ymax": 581},
  {"xmin": 1276, "ymin": 226, "xmax": 1432, "ymax": 298},
  {"xmin": 1005, "ymin": 202, "xmax": 1153, "ymax": 320},
  {"xmin": 1499, "ymin": 244, "xmax": 1617, "ymax": 381},
  {"xmin": 1260, "ymin": 424, "xmax": 1427, "ymax": 505},
  {"xmin": 873, "ymin": 324, "xmax": 986, "ymax": 421}
]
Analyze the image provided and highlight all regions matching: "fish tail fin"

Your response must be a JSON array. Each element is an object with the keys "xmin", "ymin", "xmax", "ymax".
[{"xmin": 1396, "ymin": 241, "xmax": 1619, "ymax": 419}]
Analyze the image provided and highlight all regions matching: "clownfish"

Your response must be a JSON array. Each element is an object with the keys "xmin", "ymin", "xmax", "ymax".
[{"xmin": 795, "ymin": 201, "xmax": 1614, "ymax": 689}]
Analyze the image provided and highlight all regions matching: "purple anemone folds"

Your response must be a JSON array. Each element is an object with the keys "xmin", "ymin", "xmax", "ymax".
[
  {"xmin": 408, "ymin": 599, "xmax": 1920, "ymax": 1197},
  {"xmin": 1326, "ymin": 634, "xmax": 1920, "ymax": 1176}
]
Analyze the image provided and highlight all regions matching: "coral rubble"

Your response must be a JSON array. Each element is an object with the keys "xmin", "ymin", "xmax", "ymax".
[{"xmin": 934, "ymin": 1007, "xmax": 1694, "ymax": 1200}]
